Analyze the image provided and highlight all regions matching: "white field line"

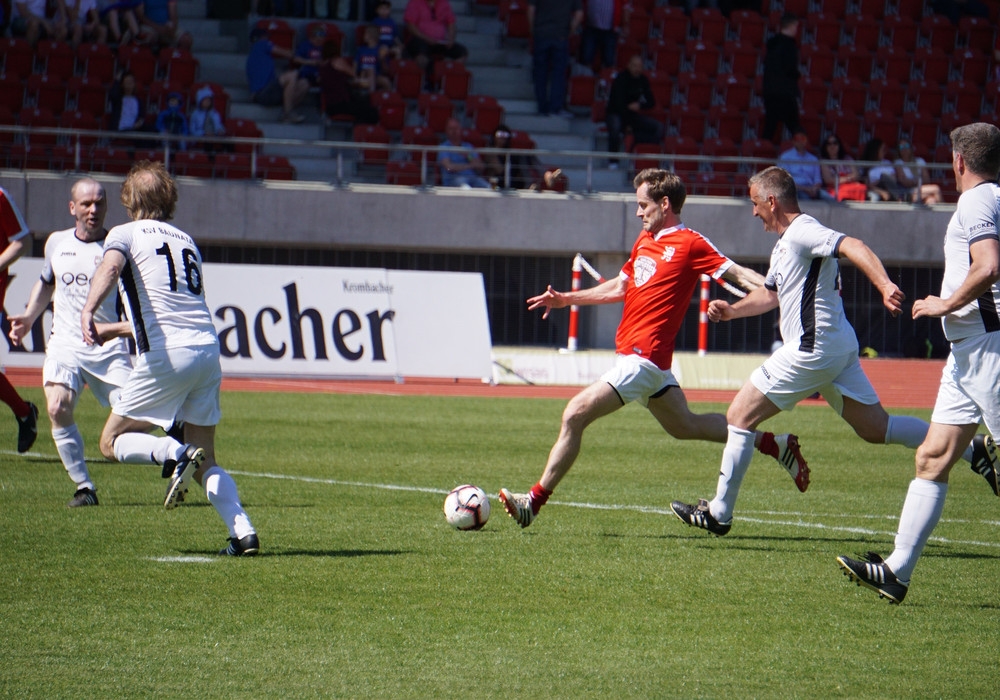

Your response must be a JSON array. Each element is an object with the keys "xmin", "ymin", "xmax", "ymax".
[{"xmin": 230, "ymin": 471, "xmax": 1000, "ymax": 550}]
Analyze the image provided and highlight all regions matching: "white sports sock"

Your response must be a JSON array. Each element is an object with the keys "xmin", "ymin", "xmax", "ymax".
[
  {"xmin": 113, "ymin": 433, "xmax": 184, "ymax": 465},
  {"xmin": 884, "ymin": 415, "xmax": 929, "ymax": 449},
  {"xmin": 203, "ymin": 465, "xmax": 255, "ymax": 539},
  {"xmin": 53, "ymin": 424, "xmax": 92, "ymax": 490},
  {"xmin": 709, "ymin": 425, "xmax": 755, "ymax": 523},
  {"xmin": 884, "ymin": 478, "xmax": 948, "ymax": 583}
]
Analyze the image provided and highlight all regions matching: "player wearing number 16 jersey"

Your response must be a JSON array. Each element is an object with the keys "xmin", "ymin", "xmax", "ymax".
[{"xmin": 81, "ymin": 161, "xmax": 259, "ymax": 556}]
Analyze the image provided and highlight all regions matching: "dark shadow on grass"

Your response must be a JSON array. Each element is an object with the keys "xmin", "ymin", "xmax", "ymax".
[
  {"xmin": 601, "ymin": 531, "xmax": 873, "ymax": 547},
  {"xmin": 181, "ymin": 548, "xmax": 414, "ymax": 558}
]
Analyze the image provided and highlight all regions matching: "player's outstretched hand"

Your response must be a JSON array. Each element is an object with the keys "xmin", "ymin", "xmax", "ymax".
[
  {"xmin": 882, "ymin": 283, "xmax": 905, "ymax": 317},
  {"xmin": 707, "ymin": 299, "xmax": 733, "ymax": 323},
  {"xmin": 526, "ymin": 285, "xmax": 567, "ymax": 320}
]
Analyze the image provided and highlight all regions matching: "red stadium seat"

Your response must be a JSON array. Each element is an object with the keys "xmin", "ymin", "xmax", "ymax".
[
  {"xmin": 919, "ymin": 14, "xmax": 957, "ymax": 52},
  {"xmin": 799, "ymin": 44, "xmax": 835, "ymax": 80},
  {"xmin": 650, "ymin": 5, "xmax": 689, "ymax": 43},
  {"xmin": 118, "ymin": 44, "xmax": 158, "ymax": 85},
  {"xmin": 353, "ymin": 123, "xmax": 391, "ymax": 167},
  {"xmin": 224, "ymin": 118, "xmax": 263, "ymax": 154},
  {"xmin": 37, "ymin": 40, "xmax": 76, "ymax": 81},
  {"xmin": 843, "ymin": 14, "xmax": 880, "ymax": 52},
  {"xmin": 90, "ymin": 145, "xmax": 134, "ymax": 174},
  {"xmin": 702, "ymin": 136, "xmax": 739, "ymax": 173},
  {"xmin": 385, "ymin": 159, "xmax": 423, "ymax": 186},
  {"xmin": 905, "ymin": 81, "xmax": 944, "ymax": 118},
  {"xmin": 829, "ymin": 76, "xmax": 867, "ymax": 113},
  {"xmin": 67, "ymin": 76, "xmax": 109, "ymax": 117},
  {"xmin": 567, "ymin": 74, "xmax": 596, "ymax": 107},
  {"xmin": 371, "ymin": 90, "xmax": 407, "ymax": 131},
  {"xmin": 464, "ymin": 95, "xmax": 504, "ymax": 135},
  {"xmin": 912, "ymin": 46, "xmax": 951, "ymax": 86},
  {"xmin": 26, "ymin": 74, "xmax": 68, "ymax": 116},
  {"xmin": 255, "ymin": 18, "xmax": 296, "ymax": 52},
  {"xmin": 59, "ymin": 110, "xmax": 101, "ymax": 146},
  {"xmin": 214, "ymin": 153, "xmax": 253, "ymax": 179},
  {"xmin": 648, "ymin": 39, "xmax": 682, "ymax": 74},
  {"xmin": 957, "ymin": 15, "xmax": 995, "ymax": 52},
  {"xmin": 76, "ymin": 43, "xmax": 116, "ymax": 84},
  {"xmin": 669, "ymin": 102, "xmax": 706, "ymax": 140},
  {"xmin": 18, "ymin": 107, "xmax": 59, "ymax": 147},
  {"xmin": 683, "ymin": 39, "xmax": 721, "ymax": 76},
  {"xmin": 691, "ymin": 7, "xmax": 727, "ymax": 43},
  {"xmin": 951, "ymin": 48, "xmax": 990, "ymax": 86},
  {"xmin": 721, "ymin": 40, "xmax": 759, "ymax": 76},
  {"xmin": 391, "ymin": 59, "xmax": 424, "ymax": 99},
  {"xmin": 879, "ymin": 15, "xmax": 918, "ymax": 53},
  {"xmin": 417, "ymin": 92, "xmax": 454, "ymax": 133},
  {"xmin": 713, "ymin": 74, "xmax": 753, "ymax": 112},
  {"xmin": 437, "ymin": 61, "xmax": 472, "ymax": 101},
  {"xmin": 173, "ymin": 150, "xmax": 214, "ymax": 178},
  {"xmin": 806, "ymin": 12, "xmax": 842, "ymax": 47},
  {"xmin": 875, "ymin": 45, "xmax": 913, "ymax": 83},
  {"xmin": 259, "ymin": 155, "xmax": 296, "ymax": 180},
  {"xmin": 676, "ymin": 72, "xmax": 712, "ymax": 108},
  {"xmin": 0, "ymin": 37, "xmax": 35, "ymax": 80},
  {"xmin": 400, "ymin": 125, "xmax": 439, "ymax": 164},
  {"xmin": 160, "ymin": 49, "xmax": 201, "ymax": 89},
  {"xmin": 708, "ymin": 104, "xmax": 746, "ymax": 142},
  {"xmin": 728, "ymin": 9, "xmax": 767, "ymax": 48},
  {"xmin": 867, "ymin": 77, "xmax": 905, "ymax": 114}
]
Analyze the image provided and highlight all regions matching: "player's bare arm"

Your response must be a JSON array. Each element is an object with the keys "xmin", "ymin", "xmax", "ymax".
[
  {"xmin": 81, "ymin": 249, "xmax": 126, "ymax": 346},
  {"xmin": 94, "ymin": 321, "xmax": 133, "ymax": 343},
  {"xmin": 838, "ymin": 236, "xmax": 904, "ymax": 317},
  {"xmin": 708, "ymin": 285, "xmax": 778, "ymax": 322},
  {"xmin": 913, "ymin": 237, "xmax": 1000, "ymax": 319},
  {"xmin": 8, "ymin": 279, "xmax": 55, "ymax": 346},
  {"xmin": 0, "ymin": 237, "xmax": 27, "ymax": 274},
  {"xmin": 527, "ymin": 276, "xmax": 627, "ymax": 319},
  {"xmin": 721, "ymin": 262, "xmax": 765, "ymax": 294}
]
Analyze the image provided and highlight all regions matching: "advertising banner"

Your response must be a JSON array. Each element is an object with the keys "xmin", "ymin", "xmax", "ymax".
[{"xmin": 4, "ymin": 260, "xmax": 493, "ymax": 381}]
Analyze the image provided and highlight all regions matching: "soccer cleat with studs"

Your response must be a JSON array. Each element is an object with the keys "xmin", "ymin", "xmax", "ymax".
[
  {"xmin": 670, "ymin": 498, "xmax": 732, "ymax": 536},
  {"xmin": 836, "ymin": 551, "xmax": 908, "ymax": 604},
  {"xmin": 67, "ymin": 487, "xmax": 99, "ymax": 507},
  {"xmin": 17, "ymin": 402, "xmax": 38, "ymax": 454},
  {"xmin": 220, "ymin": 533, "xmax": 260, "ymax": 556},
  {"xmin": 774, "ymin": 433, "xmax": 810, "ymax": 492},
  {"xmin": 970, "ymin": 434, "xmax": 999, "ymax": 497},
  {"xmin": 163, "ymin": 445, "xmax": 205, "ymax": 510},
  {"xmin": 498, "ymin": 488, "xmax": 535, "ymax": 528}
]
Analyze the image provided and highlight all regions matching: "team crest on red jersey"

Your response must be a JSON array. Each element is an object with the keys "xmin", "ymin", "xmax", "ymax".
[{"xmin": 633, "ymin": 256, "xmax": 657, "ymax": 286}]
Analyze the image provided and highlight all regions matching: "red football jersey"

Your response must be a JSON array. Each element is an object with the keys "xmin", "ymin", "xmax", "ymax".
[
  {"xmin": 0, "ymin": 186, "xmax": 30, "ymax": 306},
  {"xmin": 616, "ymin": 225, "xmax": 732, "ymax": 369}
]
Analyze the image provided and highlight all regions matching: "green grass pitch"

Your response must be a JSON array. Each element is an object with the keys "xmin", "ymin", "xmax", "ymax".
[{"xmin": 1, "ymin": 388, "xmax": 998, "ymax": 697}]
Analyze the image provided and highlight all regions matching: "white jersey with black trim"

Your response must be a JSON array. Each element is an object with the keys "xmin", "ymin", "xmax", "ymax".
[
  {"xmin": 765, "ymin": 213, "xmax": 857, "ymax": 356},
  {"xmin": 103, "ymin": 219, "xmax": 218, "ymax": 354},
  {"xmin": 41, "ymin": 228, "xmax": 129, "ymax": 361},
  {"xmin": 941, "ymin": 180, "xmax": 1000, "ymax": 342}
]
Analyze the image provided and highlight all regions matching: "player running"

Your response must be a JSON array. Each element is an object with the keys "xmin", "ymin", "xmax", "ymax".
[{"xmin": 498, "ymin": 168, "xmax": 810, "ymax": 529}]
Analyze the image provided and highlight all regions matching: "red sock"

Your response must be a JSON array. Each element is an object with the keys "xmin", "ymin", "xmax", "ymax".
[
  {"xmin": 0, "ymin": 373, "xmax": 29, "ymax": 418},
  {"xmin": 757, "ymin": 431, "xmax": 778, "ymax": 459},
  {"xmin": 529, "ymin": 482, "xmax": 552, "ymax": 515}
]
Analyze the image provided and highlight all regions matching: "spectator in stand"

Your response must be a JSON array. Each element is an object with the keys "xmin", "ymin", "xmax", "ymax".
[
  {"xmin": 138, "ymin": 0, "xmax": 177, "ymax": 49},
  {"xmin": 155, "ymin": 91, "xmax": 188, "ymax": 149},
  {"xmin": 894, "ymin": 139, "xmax": 943, "ymax": 205},
  {"xmin": 245, "ymin": 26, "xmax": 310, "ymax": 124},
  {"xmin": 188, "ymin": 85, "xmax": 228, "ymax": 153},
  {"xmin": 605, "ymin": 54, "xmax": 663, "ymax": 170},
  {"xmin": 439, "ymin": 117, "xmax": 491, "ymax": 188},
  {"xmin": 528, "ymin": 0, "xmax": 583, "ymax": 117},
  {"xmin": 372, "ymin": 0, "xmax": 403, "ymax": 64},
  {"xmin": 293, "ymin": 22, "xmax": 328, "ymax": 90},
  {"xmin": 12, "ymin": 0, "xmax": 68, "ymax": 44},
  {"xmin": 100, "ymin": 0, "xmax": 143, "ymax": 45},
  {"xmin": 356, "ymin": 25, "xmax": 392, "ymax": 92},
  {"xmin": 108, "ymin": 71, "xmax": 152, "ymax": 145},
  {"xmin": 67, "ymin": 0, "xmax": 108, "ymax": 44},
  {"xmin": 762, "ymin": 13, "xmax": 800, "ymax": 145},
  {"xmin": 779, "ymin": 130, "xmax": 835, "ymax": 202},
  {"xmin": 820, "ymin": 133, "xmax": 866, "ymax": 201},
  {"xmin": 578, "ymin": 0, "xmax": 619, "ymax": 72},
  {"xmin": 319, "ymin": 38, "xmax": 379, "ymax": 124},
  {"xmin": 483, "ymin": 123, "xmax": 568, "ymax": 191},
  {"xmin": 403, "ymin": 0, "xmax": 468, "ymax": 88},
  {"xmin": 861, "ymin": 138, "xmax": 908, "ymax": 202}
]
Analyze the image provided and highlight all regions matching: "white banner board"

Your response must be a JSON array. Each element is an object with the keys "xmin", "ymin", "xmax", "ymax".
[{"xmin": 3, "ymin": 260, "xmax": 493, "ymax": 381}]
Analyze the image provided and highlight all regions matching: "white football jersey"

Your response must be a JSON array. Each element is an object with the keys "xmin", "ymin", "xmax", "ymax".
[
  {"xmin": 103, "ymin": 219, "xmax": 218, "ymax": 354},
  {"xmin": 41, "ymin": 228, "xmax": 128, "ymax": 361},
  {"xmin": 940, "ymin": 181, "xmax": 1000, "ymax": 342},
  {"xmin": 765, "ymin": 213, "xmax": 858, "ymax": 356}
]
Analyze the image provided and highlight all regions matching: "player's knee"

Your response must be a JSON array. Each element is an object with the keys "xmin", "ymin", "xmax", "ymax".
[
  {"xmin": 915, "ymin": 442, "xmax": 951, "ymax": 480},
  {"xmin": 99, "ymin": 434, "xmax": 118, "ymax": 461}
]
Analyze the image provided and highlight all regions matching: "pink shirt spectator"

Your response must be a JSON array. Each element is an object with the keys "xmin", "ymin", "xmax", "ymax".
[{"xmin": 404, "ymin": 0, "xmax": 455, "ymax": 43}]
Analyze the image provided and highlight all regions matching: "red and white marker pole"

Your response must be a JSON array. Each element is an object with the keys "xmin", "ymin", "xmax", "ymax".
[{"xmin": 565, "ymin": 253, "xmax": 605, "ymax": 352}]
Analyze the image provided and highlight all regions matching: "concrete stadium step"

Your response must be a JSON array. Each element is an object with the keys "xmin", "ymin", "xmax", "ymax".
[{"xmin": 196, "ymin": 51, "xmax": 248, "ymax": 86}]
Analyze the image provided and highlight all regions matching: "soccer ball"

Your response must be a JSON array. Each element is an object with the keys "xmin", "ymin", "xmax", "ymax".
[{"xmin": 443, "ymin": 484, "xmax": 490, "ymax": 531}]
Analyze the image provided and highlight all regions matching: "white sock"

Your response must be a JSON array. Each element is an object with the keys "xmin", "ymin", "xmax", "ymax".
[
  {"xmin": 53, "ymin": 424, "xmax": 92, "ymax": 490},
  {"xmin": 884, "ymin": 415, "xmax": 929, "ymax": 449},
  {"xmin": 113, "ymin": 433, "xmax": 184, "ymax": 465},
  {"xmin": 884, "ymin": 478, "xmax": 948, "ymax": 583},
  {"xmin": 709, "ymin": 425, "xmax": 755, "ymax": 523},
  {"xmin": 203, "ymin": 465, "xmax": 255, "ymax": 539}
]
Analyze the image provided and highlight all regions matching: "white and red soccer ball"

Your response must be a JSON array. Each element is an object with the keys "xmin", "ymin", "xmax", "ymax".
[{"xmin": 443, "ymin": 484, "xmax": 490, "ymax": 530}]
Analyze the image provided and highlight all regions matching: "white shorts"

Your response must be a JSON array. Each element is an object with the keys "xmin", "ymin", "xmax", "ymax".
[
  {"xmin": 600, "ymin": 353, "xmax": 679, "ymax": 407},
  {"xmin": 43, "ymin": 350, "xmax": 133, "ymax": 408},
  {"xmin": 750, "ymin": 344, "xmax": 879, "ymax": 413},
  {"xmin": 113, "ymin": 345, "xmax": 222, "ymax": 430},
  {"xmin": 931, "ymin": 332, "xmax": 1000, "ymax": 436}
]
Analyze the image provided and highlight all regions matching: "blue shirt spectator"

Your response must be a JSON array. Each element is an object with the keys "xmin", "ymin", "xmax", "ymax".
[
  {"xmin": 439, "ymin": 118, "xmax": 490, "ymax": 188},
  {"xmin": 779, "ymin": 131, "xmax": 835, "ymax": 201}
]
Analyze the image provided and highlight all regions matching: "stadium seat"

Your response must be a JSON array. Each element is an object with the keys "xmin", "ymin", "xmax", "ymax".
[
  {"xmin": 353, "ymin": 123, "xmax": 390, "ymax": 167},
  {"xmin": 148, "ymin": 79, "xmax": 187, "ymax": 112},
  {"xmin": 67, "ymin": 76, "xmax": 108, "ymax": 117},
  {"xmin": 836, "ymin": 44, "xmax": 875, "ymax": 81},
  {"xmin": 8, "ymin": 143, "xmax": 52, "ymax": 171},
  {"xmin": 464, "ymin": 95, "xmax": 504, "ymax": 135},
  {"xmin": 26, "ymin": 74, "xmax": 68, "ymax": 115},
  {"xmin": 875, "ymin": 45, "xmax": 913, "ymax": 83},
  {"xmin": 498, "ymin": 0, "xmax": 530, "ymax": 40},
  {"xmin": 615, "ymin": 40, "xmax": 645, "ymax": 71},
  {"xmin": 866, "ymin": 77, "xmax": 905, "ymax": 114},
  {"xmin": 385, "ymin": 159, "xmax": 423, "ymax": 186},
  {"xmin": 159, "ymin": 49, "xmax": 200, "ymax": 89},
  {"xmin": 806, "ymin": 13, "xmax": 842, "ymax": 47},
  {"xmin": 900, "ymin": 111, "xmax": 939, "ymax": 151},
  {"xmin": 567, "ymin": 74, "xmax": 596, "ymax": 108},
  {"xmin": 843, "ymin": 15, "xmax": 880, "ymax": 52},
  {"xmin": 648, "ymin": 39, "xmax": 683, "ymax": 74},
  {"xmin": 691, "ymin": 7, "xmax": 727, "ymax": 44},
  {"xmin": 662, "ymin": 135, "xmax": 700, "ymax": 179},
  {"xmin": 90, "ymin": 145, "xmax": 134, "ymax": 174},
  {"xmin": 689, "ymin": 171, "xmax": 734, "ymax": 197},
  {"xmin": 0, "ymin": 37, "xmax": 35, "ymax": 80},
  {"xmin": 728, "ymin": 9, "xmax": 766, "ymax": 48},
  {"xmin": 624, "ymin": 7, "xmax": 652, "ymax": 43},
  {"xmin": 822, "ymin": 109, "xmax": 863, "ymax": 151},
  {"xmin": 18, "ymin": 107, "xmax": 59, "ymax": 146},
  {"xmin": 702, "ymin": 136, "xmax": 739, "ymax": 173},
  {"xmin": 713, "ymin": 74, "xmax": 752, "ymax": 112},
  {"xmin": 945, "ymin": 81, "xmax": 983, "ymax": 119},
  {"xmin": 905, "ymin": 80, "xmax": 944, "ymax": 118},
  {"xmin": 417, "ymin": 93, "xmax": 454, "ymax": 133},
  {"xmin": 460, "ymin": 128, "xmax": 486, "ymax": 149},
  {"xmin": 879, "ymin": 15, "xmax": 918, "ymax": 53},
  {"xmin": 829, "ymin": 76, "xmax": 867, "ymax": 113},
  {"xmin": 631, "ymin": 142, "xmax": 663, "ymax": 174},
  {"xmin": 0, "ymin": 106, "xmax": 17, "ymax": 146},
  {"xmin": 676, "ymin": 72, "xmax": 713, "ymax": 108},
  {"xmin": 912, "ymin": 46, "xmax": 950, "ymax": 86},
  {"xmin": 255, "ymin": 18, "xmax": 296, "ymax": 52},
  {"xmin": 708, "ymin": 104, "xmax": 745, "ymax": 142},
  {"xmin": 721, "ymin": 40, "xmax": 759, "ymax": 76},
  {"xmin": 173, "ymin": 150, "xmax": 214, "ymax": 178},
  {"xmin": 118, "ymin": 44, "xmax": 158, "ymax": 85},
  {"xmin": 816, "ymin": 0, "xmax": 849, "ymax": 19},
  {"xmin": 37, "ymin": 40, "xmax": 76, "ymax": 81},
  {"xmin": 957, "ymin": 15, "xmax": 995, "ymax": 52},
  {"xmin": 214, "ymin": 153, "xmax": 253, "ymax": 179},
  {"xmin": 400, "ymin": 125, "xmax": 439, "ymax": 164},
  {"xmin": 49, "ymin": 143, "xmax": 83, "ymax": 171},
  {"xmin": 740, "ymin": 137, "xmax": 777, "ymax": 168},
  {"xmin": 919, "ymin": 14, "xmax": 957, "ymax": 52},
  {"xmin": 683, "ymin": 40, "xmax": 721, "ymax": 76},
  {"xmin": 59, "ymin": 110, "xmax": 101, "ymax": 146},
  {"xmin": 650, "ymin": 5, "xmax": 689, "ymax": 43},
  {"xmin": 853, "ymin": 0, "xmax": 886, "ymax": 19},
  {"xmin": 863, "ymin": 109, "xmax": 899, "ymax": 144},
  {"xmin": 259, "ymin": 154, "xmax": 296, "ymax": 180},
  {"xmin": 669, "ymin": 102, "xmax": 706, "ymax": 140},
  {"xmin": 951, "ymin": 48, "xmax": 990, "ymax": 86},
  {"xmin": 224, "ymin": 118, "xmax": 263, "ymax": 154},
  {"xmin": 76, "ymin": 43, "xmax": 116, "ymax": 84},
  {"xmin": 435, "ymin": 61, "xmax": 471, "ymax": 101},
  {"xmin": 391, "ymin": 59, "xmax": 424, "ymax": 99},
  {"xmin": 798, "ymin": 74, "xmax": 830, "ymax": 116},
  {"xmin": 799, "ymin": 44, "xmax": 835, "ymax": 80},
  {"xmin": 370, "ymin": 90, "xmax": 407, "ymax": 131}
]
